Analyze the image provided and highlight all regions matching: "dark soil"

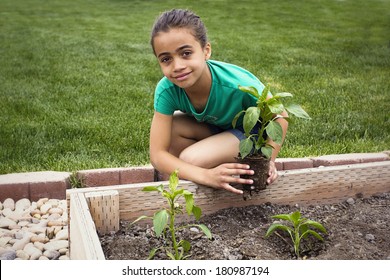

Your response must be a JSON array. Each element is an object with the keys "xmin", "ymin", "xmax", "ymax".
[
  {"xmin": 100, "ymin": 193, "xmax": 390, "ymax": 260},
  {"xmin": 236, "ymin": 155, "xmax": 270, "ymax": 196}
]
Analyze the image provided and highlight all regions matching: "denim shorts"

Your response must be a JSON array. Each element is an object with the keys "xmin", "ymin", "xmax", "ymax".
[{"xmin": 208, "ymin": 123, "xmax": 261, "ymax": 141}]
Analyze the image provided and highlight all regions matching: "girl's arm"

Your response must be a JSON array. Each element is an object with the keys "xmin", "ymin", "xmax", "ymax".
[{"xmin": 149, "ymin": 111, "xmax": 253, "ymax": 194}]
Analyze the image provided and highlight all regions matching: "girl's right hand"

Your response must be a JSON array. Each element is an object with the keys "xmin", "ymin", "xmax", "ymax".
[{"xmin": 205, "ymin": 163, "xmax": 255, "ymax": 195}]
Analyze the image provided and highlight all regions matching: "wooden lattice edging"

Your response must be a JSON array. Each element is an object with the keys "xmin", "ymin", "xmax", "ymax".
[
  {"xmin": 67, "ymin": 161, "xmax": 390, "ymax": 259},
  {"xmin": 68, "ymin": 192, "xmax": 105, "ymax": 260}
]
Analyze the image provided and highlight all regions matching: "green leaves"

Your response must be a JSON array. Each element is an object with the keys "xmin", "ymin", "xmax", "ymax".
[
  {"xmin": 239, "ymin": 138, "xmax": 254, "ymax": 159},
  {"xmin": 236, "ymin": 84, "xmax": 310, "ymax": 159},
  {"xmin": 169, "ymin": 169, "xmax": 179, "ymax": 192},
  {"xmin": 193, "ymin": 224, "xmax": 212, "ymax": 239},
  {"xmin": 260, "ymin": 146, "xmax": 273, "ymax": 159},
  {"xmin": 153, "ymin": 209, "xmax": 169, "ymax": 237},
  {"xmin": 285, "ymin": 103, "xmax": 311, "ymax": 119},
  {"xmin": 265, "ymin": 211, "xmax": 327, "ymax": 258},
  {"xmin": 132, "ymin": 170, "xmax": 212, "ymax": 260},
  {"xmin": 243, "ymin": 107, "xmax": 260, "ymax": 136},
  {"xmin": 238, "ymin": 85, "xmax": 260, "ymax": 99},
  {"xmin": 183, "ymin": 190, "xmax": 194, "ymax": 216},
  {"xmin": 192, "ymin": 205, "xmax": 202, "ymax": 220},
  {"xmin": 266, "ymin": 121, "xmax": 283, "ymax": 145},
  {"xmin": 265, "ymin": 223, "xmax": 292, "ymax": 238}
]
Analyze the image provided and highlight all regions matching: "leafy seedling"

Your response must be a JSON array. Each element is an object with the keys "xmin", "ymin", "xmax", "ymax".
[
  {"xmin": 265, "ymin": 211, "xmax": 327, "ymax": 258},
  {"xmin": 233, "ymin": 85, "xmax": 311, "ymax": 159},
  {"xmin": 131, "ymin": 169, "xmax": 212, "ymax": 260}
]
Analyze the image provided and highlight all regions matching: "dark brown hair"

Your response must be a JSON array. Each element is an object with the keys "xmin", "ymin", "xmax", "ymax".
[{"xmin": 150, "ymin": 9, "xmax": 208, "ymax": 54}]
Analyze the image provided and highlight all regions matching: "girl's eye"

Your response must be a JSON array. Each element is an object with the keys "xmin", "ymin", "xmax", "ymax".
[
  {"xmin": 182, "ymin": 51, "xmax": 192, "ymax": 57},
  {"xmin": 160, "ymin": 57, "xmax": 171, "ymax": 63}
]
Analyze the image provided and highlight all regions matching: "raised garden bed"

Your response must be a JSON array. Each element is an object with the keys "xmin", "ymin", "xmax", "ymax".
[{"xmin": 66, "ymin": 161, "xmax": 390, "ymax": 260}]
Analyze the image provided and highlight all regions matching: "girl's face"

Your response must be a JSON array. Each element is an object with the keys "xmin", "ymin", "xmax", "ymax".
[{"xmin": 153, "ymin": 28, "xmax": 211, "ymax": 92}]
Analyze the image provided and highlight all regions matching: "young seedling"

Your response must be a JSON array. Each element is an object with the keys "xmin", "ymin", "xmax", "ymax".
[
  {"xmin": 233, "ymin": 85, "xmax": 311, "ymax": 159},
  {"xmin": 265, "ymin": 211, "xmax": 327, "ymax": 258},
  {"xmin": 131, "ymin": 169, "xmax": 212, "ymax": 260}
]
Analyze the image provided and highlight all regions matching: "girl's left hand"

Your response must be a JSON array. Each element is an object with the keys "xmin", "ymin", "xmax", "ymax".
[{"xmin": 267, "ymin": 161, "xmax": 278, "ymax": 185}]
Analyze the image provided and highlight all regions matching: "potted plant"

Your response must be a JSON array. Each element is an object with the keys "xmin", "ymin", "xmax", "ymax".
[{"xmin": 232, "ymin": 85, "xmax": 310, "ymax": 197}]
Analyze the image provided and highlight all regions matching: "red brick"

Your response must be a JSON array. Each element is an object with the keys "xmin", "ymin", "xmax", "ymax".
[
  {"xmin": 358, "ymin": 152, "xmax": 389, "ymax": 163},
  {"xmin": 278, "ymin": 158, "xmax": 314, "ymax": 170},
  {"xmin": 0, "ymin": 171, "xmax": 70, "ymax": 201},
  {"xmin": 30, "ymin": 181, "xmax": 68, "ymax": 201},
  {"xmin": 0, "ymin": 183, "xmax": 30, "ymax": 202},
  {"xmin": 120, "ymin": 166, "xmax": 155, "ymax": 184},
  {"xmin": 311, "ymin": 153, "xmax": 378, "ymax": 167},
  {"xmin": 77, "ymin": 168, "xmax": 120, "ymax": 187},
  {"xmin": 273, "ymin": 159, "xmax": 283, "ymax": 171},
  {"xmin": 155, "ymin": 170, "xmax": 170, "ymax": 181}
]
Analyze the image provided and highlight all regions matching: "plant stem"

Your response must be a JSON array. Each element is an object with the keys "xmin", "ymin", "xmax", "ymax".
[
  {"xmin": 170, "ymin": 201, "xmax": 179, "ymax": 259},
  {"xmin": 294, "ymin": 228, "xmax": 300, "ymax": 258}
]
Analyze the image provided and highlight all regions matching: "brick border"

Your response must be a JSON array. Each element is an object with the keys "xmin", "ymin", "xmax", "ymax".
[{"xmin": 1, "ymin": 152, "xmax": 389, "ymax": 202}]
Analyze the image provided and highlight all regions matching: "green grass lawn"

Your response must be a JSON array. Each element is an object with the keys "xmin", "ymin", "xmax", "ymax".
[{"xmin": 1, "ymin": 0, "xmax": 389, "ymax": 174}]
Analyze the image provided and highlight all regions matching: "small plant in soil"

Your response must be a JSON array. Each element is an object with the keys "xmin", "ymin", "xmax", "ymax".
[
  {"xmin": 131, "ymin": 169, "xmax": 212, "ymax": 260},
  {"xmin": 233, "ymin": 85, "xmax": 311, "ymax": 198},
  {"xmin": 265, "ymin": 211, "xmax": 327, "ymax": 259}
]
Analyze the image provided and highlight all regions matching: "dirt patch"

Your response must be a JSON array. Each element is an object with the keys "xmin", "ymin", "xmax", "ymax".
[{"xmin": 100, "ymin": 193, "xmax": 390, "ymax": 260}]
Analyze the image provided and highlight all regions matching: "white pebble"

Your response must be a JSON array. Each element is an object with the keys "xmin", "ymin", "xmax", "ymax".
[
  {"xmin": 33, "ymin": 241, "xmax": 45, "ymax": 251},
  {"xmin": 49, "ymin": 208, "xmax": 63, "ymax": 215},
  {"xmin": 8, "ymin": 224, "xmax": 21, "ymax": 230},
  {"xmin": 16, "ymin": 249, "xmax": 30, "ymax": 260},
  {"xmin": 346, "ymin": 198, "xmax": 355, "ymax": 205},
  {"xmin": 40, "ymin": 203, "xmax": 52, "ymax": 215},
  {"xmin": 1, "ymin": 198, "xmax": 69, "ymax": 261},
  {"xmin": 15, "ymin": 198, "xmax": 31, "ymax": 211},
  {"xmin": 2, "ymin": 208, "xmax": 13, "ymax": 218},
  {"xmin": 47, "ymin": 213, "xmax": 61, "ymax": 221},
  {"xmin": 61, "ymin": 211, "xmax": 68, "ymax": 221},
  {"xmin": 48, "ymin": 199, "xmax": 59, "ymax": 208},
  {"xmin": 12, "ymin": 238, "xmax": 30, "ymax": 251},
  {"xmin": 18, "ymin": 221, "xmax": 30, "ymax": 227},
  {"xmin": 0, "ymin": 217, "xmax": 17, "ymax": 228},
  {"xmin": 3, "ymin": 198, "xmax": 15, "ymax": 211},
  {"xmin": 30, "ymin": 251, "xmax": 43, "ymax": 260},
  {"xmin": 14, "ymin": 231, "xmax": 27, "ymax": 239},
  {"xmin": 30, "ymin": 201, "xmax": 38, "ymax": 211},
  {"xmin": 58, "ymin": 200, "xmax": 67, "ymax": 211},
  {"xmin": 55, "ymin": 229, "xmax": 68, "ymax": 240},
  {"xmin": 44, "ymin": 250, "xmax": 60, "ymax": 260},
  {"xmin": 31, "ymin": 217, "xmax": 41, "ymax": 224},
  {"xmin": 43, "ymin": 240, "xmax": 69, "ymax": 251},
  {"xmin": 11, "ymin": 232, "xmax": 33, "ymax": 250},
  {"xmin": 36, "ymin": 198, "xmax": 49, "ymax": 208},
  {"xmin": 24, "ymin": 243, "xmax": 43, "ymax": 259},
  {"xmin": 30, "ymin": 234, "xmax": 48, "ymax": 243},
  {"xmin": 365, "ymin": 233, "xmax": 375, "ymax": 242},
  {"xmin": 47, "ymin": 220, "xmax": 66, "ymax": 227},
  {"xmin": 58, "ymin": 248, "xmax": 68, "ymax": 255},
  {"xmin": 0, "ymin": 236, "xmax": 12, "ymax": 247},
  {"xmin": 7, "ymin": 238, "xmax": 17, "ymax": 245}
]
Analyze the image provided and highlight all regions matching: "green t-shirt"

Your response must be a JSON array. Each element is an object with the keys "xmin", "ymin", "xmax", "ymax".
[{"xmin": 153, "ymin": 60, "xmax": 265, "ymax": 129}]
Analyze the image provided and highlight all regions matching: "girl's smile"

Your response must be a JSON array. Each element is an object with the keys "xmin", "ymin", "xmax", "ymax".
[
  {"xmin": 174, "ymin": 71, "xmax": 192, "ymax": 81},
  {"xmin": 153, "ymin": 28, "xmax": 211, "ymax": 93}
]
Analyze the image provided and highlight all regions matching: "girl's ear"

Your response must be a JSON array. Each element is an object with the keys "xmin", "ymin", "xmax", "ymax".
[{"xmin": 204, "ymin": 42, "xmax": 212, "ymax": 60}]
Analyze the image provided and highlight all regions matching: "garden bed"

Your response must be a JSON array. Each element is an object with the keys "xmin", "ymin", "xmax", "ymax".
[
  {"xmin": 100, "ymin": 192, "xmax": 390, "ymax": 260},
  {"xmin": 67, "ymin": 161, "xmax": 390, "ymax": 259}
]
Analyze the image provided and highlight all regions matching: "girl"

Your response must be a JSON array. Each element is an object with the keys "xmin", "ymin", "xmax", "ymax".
[{"xmin": 149, "ymin": 9, "xmax": 288, "ymax": 194}]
